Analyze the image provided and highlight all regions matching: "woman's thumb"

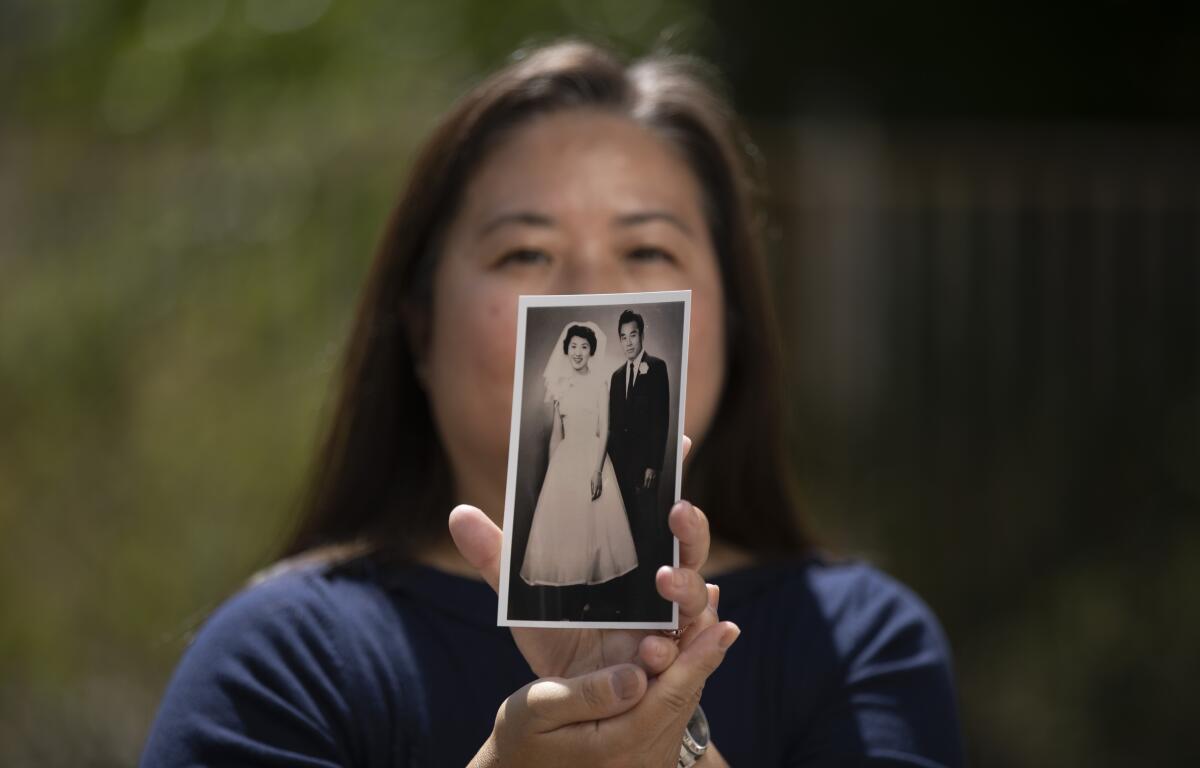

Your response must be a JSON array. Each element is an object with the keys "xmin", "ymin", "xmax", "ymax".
[
  {"xmin": 447, "ymin": 504, "xmax": 502, "ymax": 592},
  {"xmin": 521, "ymin": 665, "xmax": 647, "ymax": 730}
]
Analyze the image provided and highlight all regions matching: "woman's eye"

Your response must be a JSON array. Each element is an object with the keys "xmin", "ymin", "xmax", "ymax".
[
  {"xmin": 627, "ymin": 246, "xmax": 675, "ymax": 264},
  {"xmin": 497, "ymin": 248, "xmax": 550, "ymax": 267}
]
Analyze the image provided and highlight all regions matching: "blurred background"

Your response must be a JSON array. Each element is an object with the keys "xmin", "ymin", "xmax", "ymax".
[{"xmin": 1, "ymin": 1, "xmax": 1196, "ymax": 765}]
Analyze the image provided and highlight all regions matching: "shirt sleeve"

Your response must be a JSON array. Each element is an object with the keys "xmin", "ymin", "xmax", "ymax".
[
  {"xmin": 649, "ymin": 357, "xmax": 669, "ymax": 472},
  {"xmin": 140, "ymin": 573, "xmax": 363, "ymax": 767},
  {"xmin": 798, "ymin": 565, "xmax": 965, "ymax": 768}
]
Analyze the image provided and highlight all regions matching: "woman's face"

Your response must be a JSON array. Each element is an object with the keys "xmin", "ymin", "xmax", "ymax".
[
  {"xmin": 567, "ymin": 336, "xmax": 592, "ymax": 371},
  {"xmin": 424, "ymin": 109, "xmax": 727, "ymax": 507}
]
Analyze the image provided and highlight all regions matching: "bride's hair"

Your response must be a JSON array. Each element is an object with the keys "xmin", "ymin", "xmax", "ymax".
[
  {"xmin": 563, "ymin": 325, "xmax": 598, "ymax": 355},
  {"xmin": 282, "ymin": 39, "xmax": 810, "ymax": 565}
]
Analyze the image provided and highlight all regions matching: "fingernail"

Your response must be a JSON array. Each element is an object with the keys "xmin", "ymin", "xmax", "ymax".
[
  {"xmin": 718, "ymin": 624, "xmax": 741, "ymax": 650},
  {"xmin": 613, "ymin": 667, "xmax": 640, "ymax": 700},
  {"xmin": 709, "ymin": 584, "xmax": 720, "ymax": 611}
]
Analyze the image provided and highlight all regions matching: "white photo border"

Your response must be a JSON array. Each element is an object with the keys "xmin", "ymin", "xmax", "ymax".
[{"xmin": 497, "ymin": 289, "xmax": 691, "ymax": 629}]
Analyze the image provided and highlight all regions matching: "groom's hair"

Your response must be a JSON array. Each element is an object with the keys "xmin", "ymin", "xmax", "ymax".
[
  {"xmin": 562, "ymin": 324, "xmax": 598, "ymax": 355},
  {"xmin": 617, "ymin": 310, "xmax": 644, "ymax": 336}
]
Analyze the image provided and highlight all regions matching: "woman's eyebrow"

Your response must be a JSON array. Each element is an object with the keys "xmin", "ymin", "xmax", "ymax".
[
  {"xmin": 478, "ymin": 211, "xmax": 556, "ymax": 236},
  {"xmin": 614, "ymin": 210, "xmax": 694, "ymax": 240}
]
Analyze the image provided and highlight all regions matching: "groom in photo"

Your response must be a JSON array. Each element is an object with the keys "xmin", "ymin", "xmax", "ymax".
[{"xmin": 607, "ymin": 309, "xmax": 671, "ymax": 620}]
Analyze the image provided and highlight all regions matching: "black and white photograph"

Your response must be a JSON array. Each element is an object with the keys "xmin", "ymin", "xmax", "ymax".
[{"xmin": 498, "ymin": 290, "xmax": 690, "ymax": 629}]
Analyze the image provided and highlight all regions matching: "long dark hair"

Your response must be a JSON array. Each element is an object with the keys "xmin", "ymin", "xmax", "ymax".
[{"xmin": 281, "ymin": 39, "xmax": 809, "ymax": 564}]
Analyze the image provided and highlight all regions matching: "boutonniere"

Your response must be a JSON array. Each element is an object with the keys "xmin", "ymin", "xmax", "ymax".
[{"xmin": 638, "ymin": 361, "xmax": 649, "ymax": 375}]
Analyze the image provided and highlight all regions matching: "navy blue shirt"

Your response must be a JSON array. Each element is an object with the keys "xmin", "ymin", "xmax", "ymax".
[{"xmin": 141, "ymin": 556, "xmax": 964, "ymax": 766}]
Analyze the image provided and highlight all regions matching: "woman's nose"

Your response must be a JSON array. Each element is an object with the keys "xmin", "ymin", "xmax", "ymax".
[{"xmin": 553, "ymin": 245, "xmax": 631, "ymax": 295}]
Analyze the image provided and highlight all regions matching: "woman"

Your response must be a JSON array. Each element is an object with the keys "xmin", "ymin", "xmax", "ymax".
[
  {"xmin": 520, "ymin": 321, "xmax": 638, "ymax": 588},
  {"xmin": 141, "ymin": 39, "xmax": 964, "ymax": 767}
]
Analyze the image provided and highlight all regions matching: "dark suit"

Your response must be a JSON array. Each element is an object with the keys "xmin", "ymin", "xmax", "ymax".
[
  {"xmin": 606, "ymin": 352, "xmax": 672, "ymax": 620},
  {"xmin": 608, "ymin": 353, "xmax": 669, "ymax": 492}
]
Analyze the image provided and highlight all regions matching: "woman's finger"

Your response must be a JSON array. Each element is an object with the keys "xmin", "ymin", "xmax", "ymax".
[
  {"xmin": 656, "ymin": 565, "xmax": 709, "ymax": 619},
  {"xmin": 682, "ymin": 434, "xmax": 692, "ymax": 461},
  {"xmin": 636, "ymin": 621, "xmax": 740, "ymax": 720},
  {"xmin": 678, "ymin": 584, "xmax": 720, "ymax": 651},
  {"xmin": 637, "ymin": 633, "xmax": 681, "ymax": 676},
  {"xmin": 447, "ymin": 504, "xmax": 502, "ymax": 592},
  {"xmin": 520, "ymin": 664, "xmax": 647, "ymax": 731},
  {"xmin": 644, "ymin": 582, "xmax": 718, "ymax": 670},
  {"xmin": 669, "ymin": 501, "xmax": 710, "ymax": 571}
]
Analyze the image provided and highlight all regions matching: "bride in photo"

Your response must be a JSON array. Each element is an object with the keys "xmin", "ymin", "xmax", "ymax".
[{"xmin": 520, "ymin": 321, "xmax": 638, "ymax": 587}]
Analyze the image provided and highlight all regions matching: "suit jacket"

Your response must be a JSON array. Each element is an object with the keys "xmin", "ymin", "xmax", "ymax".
[{"xmin": 607, "ymin": 352, "xmax": 670, "ymax": 489}]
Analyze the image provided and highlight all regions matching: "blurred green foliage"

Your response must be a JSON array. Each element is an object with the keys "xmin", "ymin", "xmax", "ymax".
[{"xmin": 2, "ymin": 1, "xmax": 1197, "ymax": 766}]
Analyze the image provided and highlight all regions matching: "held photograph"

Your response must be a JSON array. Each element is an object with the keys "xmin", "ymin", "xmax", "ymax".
[{"xmin": 498, "ymin": 290, "xmax": 691, "ymax": 629}]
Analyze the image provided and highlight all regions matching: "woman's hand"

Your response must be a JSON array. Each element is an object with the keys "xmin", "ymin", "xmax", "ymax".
[
  {"xmin": 590, "ymin": 469, "xmax": 603, "ymax": 500},
  {"xmin": 450, "ymin": 436, "xmax": 721, "ymax": 680},
  {"xmin": 450, "ymin": 499, "xmax": 717, "ymax": 678},
  {"xmin": 469, "ymin": 619, "xmax": 739, "ymax": 768}
]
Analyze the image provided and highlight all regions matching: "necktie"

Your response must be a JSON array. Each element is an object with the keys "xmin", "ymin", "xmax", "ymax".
[{"xmin": 626, "ymin": 362, "xmax": 633, "ymax": 398}]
